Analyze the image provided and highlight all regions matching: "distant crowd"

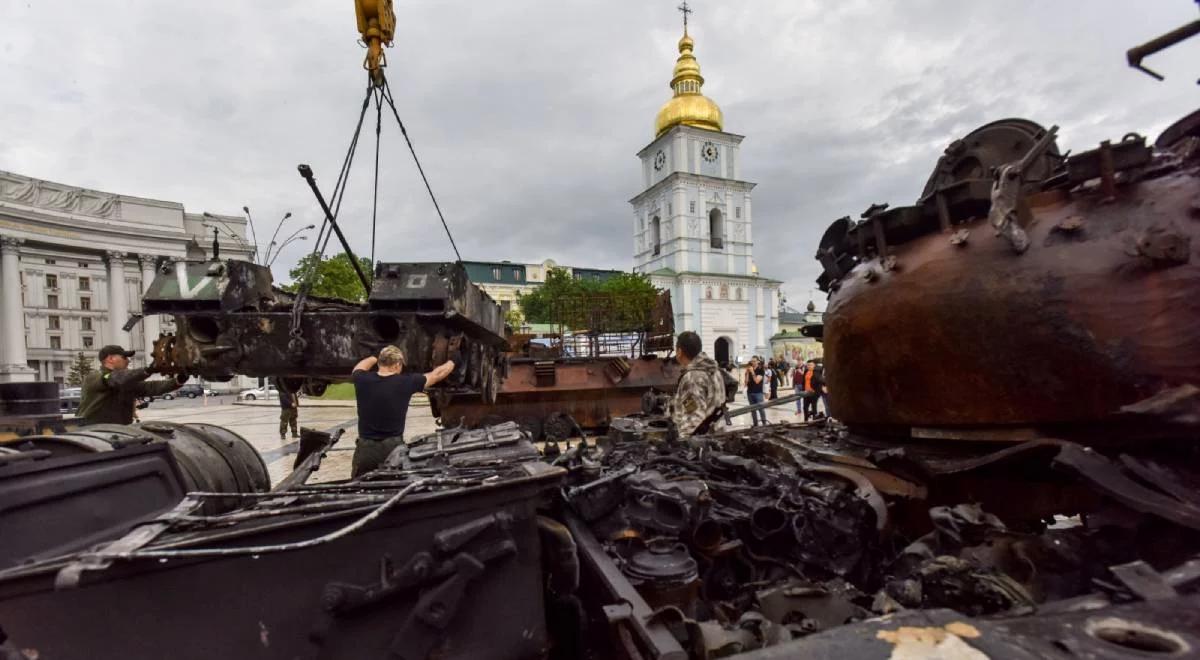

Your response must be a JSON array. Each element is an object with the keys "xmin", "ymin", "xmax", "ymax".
[{"xmin": 737, "ymin": 355, "xmax": 828, "ymax": 425}]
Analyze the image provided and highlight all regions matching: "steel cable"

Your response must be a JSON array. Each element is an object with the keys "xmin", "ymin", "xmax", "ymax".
[{"xmin": 381, "ymin": 78, "xmax": 462, "ymax": 262}]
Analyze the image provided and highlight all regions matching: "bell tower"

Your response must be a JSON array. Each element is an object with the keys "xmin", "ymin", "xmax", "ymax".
[{"xmin": 628, "ymin": 4, "xmax": 779, "ymax": 358}]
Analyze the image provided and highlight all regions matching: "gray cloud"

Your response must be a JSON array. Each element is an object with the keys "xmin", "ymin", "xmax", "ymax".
[{"xmin": 1, "ymin": 1, "xmax": 1197, "ymax": 307}]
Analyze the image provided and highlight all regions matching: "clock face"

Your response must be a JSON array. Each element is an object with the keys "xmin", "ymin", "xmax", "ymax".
[
  {"xmin": 653, "ymin": 150, "xmax": 666, "ymax": 171},
  {"xmin": 702, "ymin": 141, "xmax": 719, "ymax": 163}
]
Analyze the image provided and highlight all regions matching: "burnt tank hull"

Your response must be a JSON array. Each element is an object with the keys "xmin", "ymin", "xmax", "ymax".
[
  {"xmin": 435, "ymin": 356, "xmax": 681, "ymax": 437},
  {"xmin": 818, "ymin": 113, "xmax": 1200, "ymax": 437}
]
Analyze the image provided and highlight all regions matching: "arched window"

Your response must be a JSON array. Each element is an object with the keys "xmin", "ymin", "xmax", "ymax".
[
  {"xmin": 735, "ymin": 287, "xmax": 743, "ymax": 301},
  {"xmin": 705, "ymin": 286, "xmax": 713, "ymax": 300},
  {"xmin": 719, "ymin": 284, "xmax": 729, "ymax": 300},
  {"xmin": 651, "ymin": 216, "xmax": 661, "ymax": 256},
  {"xmin": 709, "ymin": 208, "xmax": 724, "ymax": 249}
]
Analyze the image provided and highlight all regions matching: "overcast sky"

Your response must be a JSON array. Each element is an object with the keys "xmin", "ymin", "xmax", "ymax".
[{"xmin": 2, "ymin": 1, "xmax": 1198, "ymax": 309}]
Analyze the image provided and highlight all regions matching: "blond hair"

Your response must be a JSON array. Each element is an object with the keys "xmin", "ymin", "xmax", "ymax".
[{"xmin": 378, "ymin": 345, "xmax": 405, "ymax": 367}]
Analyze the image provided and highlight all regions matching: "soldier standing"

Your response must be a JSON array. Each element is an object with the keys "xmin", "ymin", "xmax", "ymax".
[
  {"xmin": 278, "ymin": 384, "xmax": 299, "ymax": 440},
  {"xmin": 668, "ymin": 331, "xmax": 728, "ymax": 436}
]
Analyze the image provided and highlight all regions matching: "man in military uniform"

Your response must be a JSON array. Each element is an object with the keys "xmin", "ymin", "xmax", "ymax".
[
  {"xmin": 668, "ymin": 331, "xmax": 730, "ymax": 436},
  {"xmin": 278, "ymin": 382, "xmax": 300, "ymax": 440},
  {"xmin": 78, "ymin": 345, "xmax": 187, "ymax": 425}
]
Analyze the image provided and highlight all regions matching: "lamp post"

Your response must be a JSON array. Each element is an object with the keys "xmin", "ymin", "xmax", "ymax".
[
  {"xmin": 241, "ymin": 206, "xmax": 262, "ymax": 264},
  {"xmin": 267, "ymin": 234, "xmax": 310, "ymax": 268},
  {"xmin": 262, "ymin": 212, "xmax": 294, "ymax": 266}
]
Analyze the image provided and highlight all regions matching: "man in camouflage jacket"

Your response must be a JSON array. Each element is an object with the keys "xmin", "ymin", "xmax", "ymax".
[{"xmin": 669, "ymin": 331, "xmax": 729, "ymax": 436}]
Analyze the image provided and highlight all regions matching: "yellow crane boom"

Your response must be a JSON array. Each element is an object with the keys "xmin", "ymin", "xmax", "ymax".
[{"xmin": 355, "ymin": 0, "xmax": 395, "ymax": 86}]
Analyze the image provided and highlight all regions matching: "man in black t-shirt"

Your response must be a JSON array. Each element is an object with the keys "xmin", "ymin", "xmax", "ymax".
[{"xmin": 350, "ymin": 345, "xmax": 456, "ymax": 477}]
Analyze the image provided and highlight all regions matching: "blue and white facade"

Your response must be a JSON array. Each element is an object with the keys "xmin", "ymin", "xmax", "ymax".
[{"xmin": 630, "ymin": 124, "xmax": 780, "ymax": 361}]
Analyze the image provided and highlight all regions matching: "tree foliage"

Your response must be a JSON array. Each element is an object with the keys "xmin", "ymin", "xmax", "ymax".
[
  {"xmin": 504, "ymin": 307, "xmax": 525, "ymax": 331},
  {"xmin": 518, "ymin": 268, "xmax": 659, "ymax": 331},
  {"xmin": 66, "ymin": 351, "xmax": 94, "ymax": 386},
  {"xmin": 285, "ymin": 253, "xmax": 374, "ymax": 302}
]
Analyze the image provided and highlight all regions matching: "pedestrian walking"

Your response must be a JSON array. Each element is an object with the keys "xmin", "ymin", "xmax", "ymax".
[
  {"xmin": 766, "ymin": 359, "xmax": 779, "ymax": 400},
  {"xmin": 278, "ymin": 384, "xmax": 299, "ymax": 440},
  {"xmin": 744, "ymin": 357, "xmax": 767, "ymax": 426}
]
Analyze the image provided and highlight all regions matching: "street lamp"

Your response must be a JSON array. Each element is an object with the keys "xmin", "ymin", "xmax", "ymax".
[
  {"xmin": 267, "ymin": 234, "xmax": 310, "ymax": 268},
  {"xmin": 262, "ymin": 212, "xmax": 294, "ymax": 266},
  {"xmin": 241, "ymin": 206, "xmax": 262, "ymax": 265},
  {"xmin": 266, "ymin": 224, "xmax": 315, "ymax": 267}
]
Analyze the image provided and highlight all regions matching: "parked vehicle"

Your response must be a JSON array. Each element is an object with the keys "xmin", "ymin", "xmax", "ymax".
[
  {"xmin": 237, "ymin": 386, "xmax": 278, "ymax": 401},
  {"xmin": 59, "ymin": 387, "xmax": 81, "ymax": 414},
  {"xmin": 161, "ymin": 384, "xmax": 215, "ymax": 400}
]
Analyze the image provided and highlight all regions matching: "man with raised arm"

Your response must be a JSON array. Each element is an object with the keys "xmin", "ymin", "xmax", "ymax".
[{"xmin": 349, "ymin": 345, "xmax": 455, "ymax": 477}]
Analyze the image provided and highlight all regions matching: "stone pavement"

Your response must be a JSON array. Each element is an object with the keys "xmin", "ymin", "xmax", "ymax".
[{"xmin": 139, "ymin": 388, "xmax": 820, "ymax": 487}]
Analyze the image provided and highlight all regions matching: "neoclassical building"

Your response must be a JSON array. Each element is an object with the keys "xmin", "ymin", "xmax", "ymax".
[
  {"xmin": 0, "ymin": 170, "xmax": 254, "ymax": 384},
  {"xmin": 630, "ymin": 23, "xmax": 780, "ymax": 365}
]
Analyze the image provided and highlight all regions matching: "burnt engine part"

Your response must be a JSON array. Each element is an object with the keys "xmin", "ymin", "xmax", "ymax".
[
  {"xmin": 814, "ymin": 109, "xmax": 1200, "ymax": 437},
  {"xmin": 143, "ymin": 260, "xmax": 508, "ymax": 403},
  {"xmin": 0, "ymin": 443, "xmax": 187, "ymax": 569},
  {"xmin": 0, "ymin": 381, "xmax": 64, "ymax": 438},
  {"xmin": 560, "ymin": 418, "xmax": 1200, "ymax": 658},
  {"xmin": 0, "ymin": 436, "xmax": 565, "ymax": 660},
  {"xmin": 13, "ymin": 422, "xmax": 269, "ymax": 504}
]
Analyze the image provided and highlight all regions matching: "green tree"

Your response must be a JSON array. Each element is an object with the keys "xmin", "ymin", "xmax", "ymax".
[
  {"xmin": 504, "ymin": 307, "xmax": 525, "ymax": 331},
  {"xmin": 517, "ymin": 268, "xmax": 658, "ymax": 331},
  {"xmin": 285, "ymin": 253, "xmax": 374, "ymax": 302},
  {"xmin": 66, "ymin": 351, "xmax": 94, "ymax": 386}
]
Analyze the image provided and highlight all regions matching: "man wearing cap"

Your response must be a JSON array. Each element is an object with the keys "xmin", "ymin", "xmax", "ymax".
[{"xmin": 77, "ymin": 345, "xmax": 188, "ymax": 425}]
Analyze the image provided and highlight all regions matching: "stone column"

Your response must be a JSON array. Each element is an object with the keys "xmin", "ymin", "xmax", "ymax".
[
  {"xmin": 105, "ymin": 251, "xmax": 131, "ymax": 349},
  {"xmin": 0, "ymin": 236, "xmax": 35, "ymax": 382},
  {"xmin": 138, "ymin": 255, "xmax": 160, "ymax": 366}
]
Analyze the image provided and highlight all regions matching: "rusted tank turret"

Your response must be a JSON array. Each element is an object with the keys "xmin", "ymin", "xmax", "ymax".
[{"xmin": 816, "ymin": 110, "xmax": 1200, "ymax": 439}]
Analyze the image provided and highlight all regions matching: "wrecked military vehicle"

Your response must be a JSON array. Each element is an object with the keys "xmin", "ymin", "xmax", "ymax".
[
  {"xmin": 143, "ymin": 258, "xmax": 681, "ymax": 437},
  {"xmin": 142, "ymin": 259, "xmax": 509, "ymax": 402},
  {"xmin": 436, "ymin": 291, "xmax": 682, "ymax": 439}
]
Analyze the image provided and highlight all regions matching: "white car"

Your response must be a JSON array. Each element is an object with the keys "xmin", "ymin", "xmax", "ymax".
[{"xmin": 237, "ymin": 386, "xmax": 279, "ymax": 401}]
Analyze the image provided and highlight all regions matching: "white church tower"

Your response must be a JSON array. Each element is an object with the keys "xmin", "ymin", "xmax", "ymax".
[{"xmin": 630, "ymin": 8, "xmax": 780, "ymax": 365}]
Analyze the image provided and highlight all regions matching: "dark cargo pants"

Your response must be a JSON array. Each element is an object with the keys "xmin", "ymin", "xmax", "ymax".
[
  {"xmin": 351, "ymin": 436, "xmax": 404, "ymax": 477},
  {"xmin": 279, "ymin": 408, "xmax": 298, "ymax": 438}
]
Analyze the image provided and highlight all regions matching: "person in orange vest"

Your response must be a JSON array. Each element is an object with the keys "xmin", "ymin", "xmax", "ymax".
[{"xmin": 802, "ymin": 359, "xmax": 823, "ymax": 422}]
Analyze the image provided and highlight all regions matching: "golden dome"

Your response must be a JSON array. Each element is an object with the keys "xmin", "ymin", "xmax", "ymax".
[{"xmin": 654, "ymin": 32, "xmax": 723, "ymax": 137}]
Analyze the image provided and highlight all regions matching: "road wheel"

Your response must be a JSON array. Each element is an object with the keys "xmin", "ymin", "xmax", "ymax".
[
  {"xmin": 245, "ymin": 394, "xmax": 256, "ymax": 401},
  {"xmin": 163, "ymin": 394, "xmax": 174, "ymax": 400},
  {"xmin": 187, "ymin": 392, "xmax": 198, "ymax": 399}
]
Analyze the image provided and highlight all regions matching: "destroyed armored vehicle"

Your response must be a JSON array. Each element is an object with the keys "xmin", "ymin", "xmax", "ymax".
[
  {"xmin": 815, "ymin": 108, "xmax": 1200, "ymax": 441},
  {"xmin": 142, "ymin": 259, "xmax": 509, "ymax": 402}
]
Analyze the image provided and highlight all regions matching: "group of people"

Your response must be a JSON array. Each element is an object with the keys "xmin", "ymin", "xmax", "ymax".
[
  {"xmin": 739, "ymin": 354, "xmax": 828, "ymax": 425},
  {"xmin": 792, "ymin": 359, "xmax": 829, "ymax": 422}
]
